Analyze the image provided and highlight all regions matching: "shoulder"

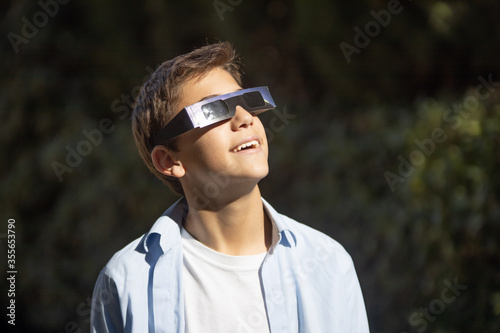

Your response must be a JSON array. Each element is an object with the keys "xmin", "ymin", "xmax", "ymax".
[
  {"xmin": 98, "ymin": 199, "xmax": 187, "ymax": 283},
  {"xmin": 99, "ymin": 235, "xmax": 147, "ymax": 284},
  {"xmin": 287, "ymin": 213, "xmax": 351, "ymax": 254},
  {"xmin": 270, "ymin": 205, "xmax": 355, "ymax": 275}
]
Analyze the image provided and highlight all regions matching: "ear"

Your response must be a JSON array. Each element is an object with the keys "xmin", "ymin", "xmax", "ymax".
[{"xmin": 151, "ymin": 145, "xmax": 186, "ymax": 178}]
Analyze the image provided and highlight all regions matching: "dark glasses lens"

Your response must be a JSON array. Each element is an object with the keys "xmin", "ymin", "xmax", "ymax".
[
  {"xmin": 242, "ymin": 91, "xmax": 265, "ymax": 108},
  {"xmin": 201, "ymin": 100, "xmax": 230, "ymax": 120}
]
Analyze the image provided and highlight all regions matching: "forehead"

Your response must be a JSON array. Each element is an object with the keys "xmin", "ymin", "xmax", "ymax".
[{"xmin": 177, "ymin": 68, "xmax": 242, "ymax": 111}]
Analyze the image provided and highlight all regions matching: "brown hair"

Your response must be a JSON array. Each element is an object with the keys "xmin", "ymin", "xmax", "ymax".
[{"xmin": 132, "ymin": 42, "xmax": 242, "ymax": 196}]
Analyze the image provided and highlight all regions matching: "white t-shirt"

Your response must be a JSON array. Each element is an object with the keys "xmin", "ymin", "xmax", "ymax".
[{"xmin": 181, "ymin": 227, "xmax": 271, "ymax": 333}]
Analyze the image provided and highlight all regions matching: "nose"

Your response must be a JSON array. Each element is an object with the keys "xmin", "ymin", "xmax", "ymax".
[{"xmin": 230, "ymin": 105, "xmax": 254, "ymax": 130}]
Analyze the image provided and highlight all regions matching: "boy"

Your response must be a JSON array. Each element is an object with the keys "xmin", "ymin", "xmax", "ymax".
[{"xmin": 91, "ymin": 42, "xmax": 369, "ymax": 332}]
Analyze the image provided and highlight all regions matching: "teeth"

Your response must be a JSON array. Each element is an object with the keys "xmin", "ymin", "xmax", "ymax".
[{"xmin": 233, "ymin": 140, "xmax": 260, "ymax": 152}]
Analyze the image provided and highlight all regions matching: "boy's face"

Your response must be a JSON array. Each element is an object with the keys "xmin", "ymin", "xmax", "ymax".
[{"xmin": 170, "ymin": 67, "xmax": 269, "ymax": 194}]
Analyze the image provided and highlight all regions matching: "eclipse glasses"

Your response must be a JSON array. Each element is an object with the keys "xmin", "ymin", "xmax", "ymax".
[{"xmin": 154, "ymin": 86, "xmax": 276, "ymax": 145}]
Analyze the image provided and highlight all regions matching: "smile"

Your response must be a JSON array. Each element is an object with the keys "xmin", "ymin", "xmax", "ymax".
[{"xmin": 232, "ymin": 140, "xmax": 261, "ymax": 153}]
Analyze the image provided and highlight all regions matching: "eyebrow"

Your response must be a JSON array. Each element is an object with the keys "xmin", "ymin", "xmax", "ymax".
[
  {"xmin": 198, "ymin": 94, "xmax": 220, "ymax": 102},
  {"xmin": 197, "ymin": 88, "xmax": 243, "ymax": 103}
]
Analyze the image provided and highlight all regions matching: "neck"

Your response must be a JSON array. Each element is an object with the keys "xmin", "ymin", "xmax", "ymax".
[{"xmin": 183, "ymin": 186, "xmax": 272, "ymax": 256}]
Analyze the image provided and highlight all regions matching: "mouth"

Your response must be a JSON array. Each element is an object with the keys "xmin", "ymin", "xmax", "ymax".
[{"xmin": 231, "ymin": 139, "xmax": 261, "ymax": 153}]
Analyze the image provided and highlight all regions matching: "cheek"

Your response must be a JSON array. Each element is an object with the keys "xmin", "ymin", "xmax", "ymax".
[
  {"xmin": 254, "ymin": 117, "xmax": 268, "ymax": 144},
  {"xmin": 194, "ymin": 132, "xmax": 229, "ymax": 164}
]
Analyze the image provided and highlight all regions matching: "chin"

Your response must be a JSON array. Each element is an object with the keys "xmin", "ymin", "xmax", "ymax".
[
  {"xmin": 254, "ymin": 166, "xmax": 270, "ymax": 180},
  {"xmin": 239, "ymin": 167, "xmax": 269, "ymax": 183}
]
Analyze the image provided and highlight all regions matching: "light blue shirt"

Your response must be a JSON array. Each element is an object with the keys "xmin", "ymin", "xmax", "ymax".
[{"xmin": 91, "ymin": 198, "xmax": 370, "ymax": 332}]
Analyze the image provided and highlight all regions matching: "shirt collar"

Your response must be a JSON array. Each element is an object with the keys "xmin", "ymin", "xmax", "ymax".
[
  {"xmin": 142, "ymin": 197, "xmax": 297, "ymax": 254},
  {"xmin": 261, "ymin": 198, "xmax": 297, "ymax": 248},
  {"xmin": 143, "ymin": 197, "xmax": 187, "ymax": 253}
]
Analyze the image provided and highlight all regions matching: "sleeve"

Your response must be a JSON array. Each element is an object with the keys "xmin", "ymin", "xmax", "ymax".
[
  {"xmin": 90, "ymin": 269, "xmax": 124, "ymax": 333},
  {"xmin": 345, "ymin": 262, "xmax": 370, "ymax": 333}
]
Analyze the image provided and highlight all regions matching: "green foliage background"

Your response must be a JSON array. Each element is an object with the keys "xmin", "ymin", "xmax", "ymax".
[{"xmin": 1, "ymin": 0, "xmax": 499, "ymax": 332}]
